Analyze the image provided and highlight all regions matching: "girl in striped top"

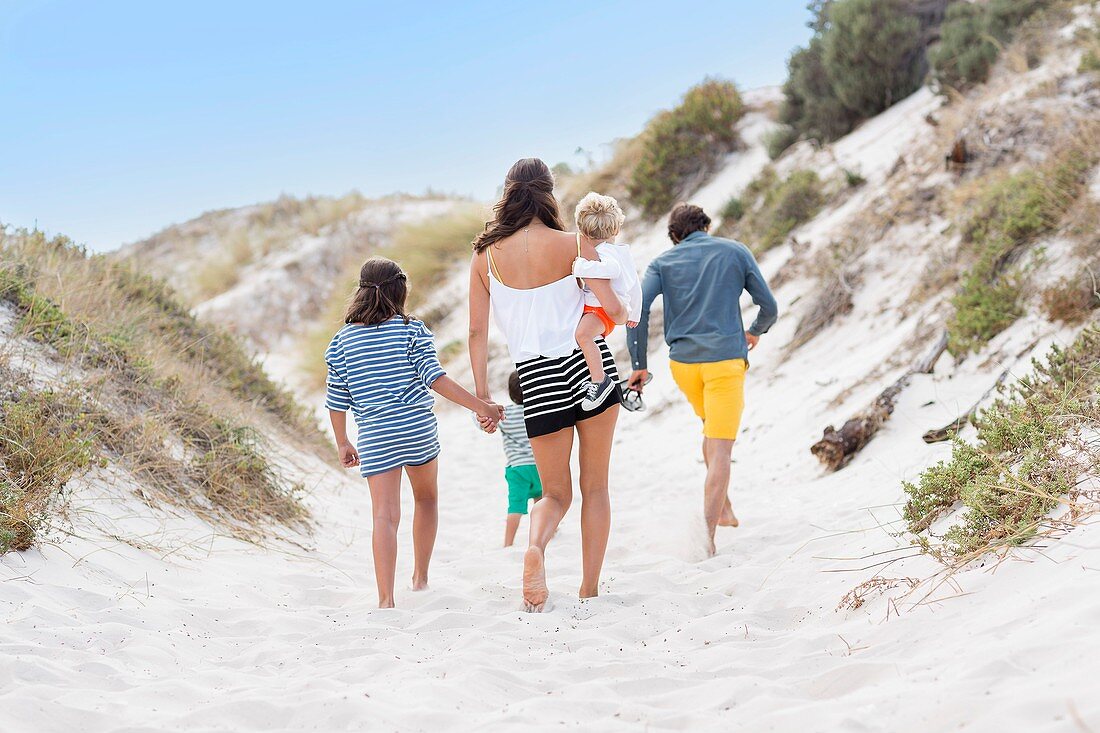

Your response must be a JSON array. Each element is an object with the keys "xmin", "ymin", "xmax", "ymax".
[{"xmin": 325, "ymin": 257, "xmax": 503, "ymax": 609}]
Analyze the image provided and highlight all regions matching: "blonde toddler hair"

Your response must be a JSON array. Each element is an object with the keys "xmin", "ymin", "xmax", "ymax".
[{"xmin": 574, "ymin": 191, "xmax": 625, "ymax": 241}]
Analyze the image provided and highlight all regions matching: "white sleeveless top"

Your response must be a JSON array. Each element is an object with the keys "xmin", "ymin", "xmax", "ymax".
[{"xmin": 487, "ymin": 243, "xmax": 584, "ymax": 363}]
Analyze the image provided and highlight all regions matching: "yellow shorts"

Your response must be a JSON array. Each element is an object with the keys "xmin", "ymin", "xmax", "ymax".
[{"xmin": 669, "ymin": 358, "xmax": 747, "ymax": 440}]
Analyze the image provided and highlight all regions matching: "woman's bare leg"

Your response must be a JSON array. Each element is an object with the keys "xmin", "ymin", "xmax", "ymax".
[
  {"xmin": 504, "ymin": 513, "xmax": 522, "ymax": 547},
  {"xmin": 576, "ymin": 313, "xmax": 607, "ymax": 382},
  {"xmin": 576, "ymin": 405, "xmax": 618, "ymax": 598},
  {"xmin": 523, "ymin": 427, "xmax": 575, "ymax": 611},
  {"xmin": 404, "ymin": 458, "xmax": 439, "ymax": 591},
  {"xmin": 366, "ymin": 468, "xmax": 403, "ymax": 608}
]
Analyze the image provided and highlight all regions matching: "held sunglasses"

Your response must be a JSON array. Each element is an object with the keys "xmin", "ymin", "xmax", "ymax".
[{"xmin": 619, "ymin": 372, "xmax": 653, "ymax": 413}]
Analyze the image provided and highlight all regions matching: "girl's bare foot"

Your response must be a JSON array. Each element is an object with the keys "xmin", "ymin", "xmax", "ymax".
[
  {"xmin": 411, "ymin": 574, "xmax": 429, "ymax": 591},
  {"xmin": 522, "ymin": 546, "xmax": 548, "ymax": 612}
]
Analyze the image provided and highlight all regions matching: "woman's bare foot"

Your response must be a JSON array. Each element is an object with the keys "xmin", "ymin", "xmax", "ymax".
[
  {"xmin": 410, "ymin": 574, "xmax": 429, "ymax": 591},
  {"xmin": 579, "ymin": 584, "xmax": 598, "ymax": 599},
  {"xmin": 522, "ymin": 546, "xmax": 548, "ymax": 612}
]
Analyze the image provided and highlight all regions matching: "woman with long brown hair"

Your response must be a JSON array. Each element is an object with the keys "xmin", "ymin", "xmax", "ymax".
[{"xmin": 468, "ymin": 158, "xmax": 628, "ymax": 612}]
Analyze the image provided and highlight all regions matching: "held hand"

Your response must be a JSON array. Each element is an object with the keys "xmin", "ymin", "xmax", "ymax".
[
  {"xmin": 338, "ymin": 442, "xmax": 360, "ymax": 468},
  {"xmin": 745, "ymin": 331, "xmax": 759, "ymax": 351},
  {"xmin": 627, "ymin": 369, "xmax": 649, "ymax": 393},
  {"xmin": 475, "ymin": 399, "xmax": 504, "ymax": 433}
]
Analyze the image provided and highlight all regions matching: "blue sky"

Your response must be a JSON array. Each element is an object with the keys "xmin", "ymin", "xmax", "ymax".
[{"xmin": 1, "ymin": 1, "xmax": 812, "ymax": 251}]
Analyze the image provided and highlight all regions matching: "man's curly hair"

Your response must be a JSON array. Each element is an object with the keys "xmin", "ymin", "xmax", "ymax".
[{"xmin": 667, "ymin": 203, "xmax": 711, "ymax": 244}]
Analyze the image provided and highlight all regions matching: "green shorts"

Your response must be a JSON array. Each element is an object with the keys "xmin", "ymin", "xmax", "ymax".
[{"xmin": 505, "ymin": 464, "xmax": 543, "ymax": 515}]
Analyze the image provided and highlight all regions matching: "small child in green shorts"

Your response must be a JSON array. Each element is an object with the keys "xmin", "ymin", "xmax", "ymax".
[{"xmin": 500, "ymin": 371, "xmax": 543, "ymax": 547}]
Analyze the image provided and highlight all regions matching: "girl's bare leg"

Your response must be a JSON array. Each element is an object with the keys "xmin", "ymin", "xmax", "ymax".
[
  {"xmin": 504, "ymin": 513, "xmax": 522, "ymax": 547},
  {"xmin": 576, "ymin": 405, "xmax": 618, "ymax": 598},
  {"xmin": 366, "ymin": 468, "xmax": 403, "ymax": 608},
  {"xmin": 524, "ymin": 427, "xmax": 575, "ymax": 612},
  {"xmin": 404, "ymin": 458, "xmax": 439, "ymax": 590},
  {"xmin": 576, "ymin": 313, "xmax": 607, "ymax": 382}
]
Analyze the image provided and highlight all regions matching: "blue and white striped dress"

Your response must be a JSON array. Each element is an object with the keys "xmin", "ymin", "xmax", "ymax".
[{"xmin": 324, "ymin": 316, "xmax": 446, "ymax": 477}]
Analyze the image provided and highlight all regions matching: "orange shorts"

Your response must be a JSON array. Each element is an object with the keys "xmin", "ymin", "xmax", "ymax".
[{"xmin": 582, "ymin": 306, "xmax": 616, "ymax": 337}]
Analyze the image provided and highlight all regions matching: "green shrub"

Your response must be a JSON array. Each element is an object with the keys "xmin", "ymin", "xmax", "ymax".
[
  {"xmin": 843, "ymin": 168, "xmax": 866, "ymax": 188},
  {"xmin": 929, "ymin": 0, "xmax": 1052, "ymax": 90},
  {"xmin": 988, "ymin": 0, "xmax": 1048, "ymax": 42},
  {"xmin": 904, "ymin": 326, "xmax": 1100, "ymax": 558},
  {"xmin": 823, "ymin": 0, "xmax": 924, "ymax": 117},
  {"xmin": 947, "ymin": 274, "xmax": 1024, "ymax": 355},
  {"xmin": 721, "ymin": 197, "xmax": 745, "ymax": 223},
  {"xmin": 781, "ymin": 38, "xmax": 862, "ymax": 142},
  {"xmin": 948, "ymin": 154, "xmax": 1092, "ymax": 355},
  {"xmin": 629, "ymin": 79, "xmax": 744, "ymax": 218},
  {"xmin": 764, "ymin": 126, "xmax": 799, "ymax": 160},
  {"xmin": 929, "ymin": 3, "xmax": 1000, "ymax": 88},
  {"xmin": 736, "ymin": 169, "xmax": 824, "ymax": 252},
  {"xmin": 782, "ymin": 0, "xmax": 931, "ymax": 142}
]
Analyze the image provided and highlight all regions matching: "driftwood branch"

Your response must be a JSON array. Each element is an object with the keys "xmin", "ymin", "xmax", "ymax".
[
  {"xmin": 921, "ymin": 338, "xmax": 1039, "ymax": 443},
  {"xmin": 922, "ymin": 368, "xmax": 1010, "ymax": 443},
  {"xmin": 811, "ymin": 331, "xmax": 949, "ymax": 471}
]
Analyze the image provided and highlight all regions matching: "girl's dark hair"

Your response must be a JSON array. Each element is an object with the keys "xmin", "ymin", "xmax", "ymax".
[
  {"xmin": 507, "ymin": 370, "xmax": 524, "ymax": 405},
  {"xmin": 472, "ymin": 158, "xmax": 566, "ymax": 252},
  {"xmin": 668, "ymin": 203, "xmax": 711, "ymax": 244},
  {"xmin": 345, "ymin": 257, "xmax": 410, "ymax": 326}
]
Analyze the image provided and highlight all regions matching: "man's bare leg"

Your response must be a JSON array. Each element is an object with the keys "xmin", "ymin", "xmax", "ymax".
[
  {"xmin": 576, "ymin": 313, "xmax": 607, "ymax": 383},
  {"xmin": 702, "ymin": 436, "xmax": 739, "ymax": 527},
  {"xmin": 702, "ymin": 437, "xmax": 735, "ymax": 556}
]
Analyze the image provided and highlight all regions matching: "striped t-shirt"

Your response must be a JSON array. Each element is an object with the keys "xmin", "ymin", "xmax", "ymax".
[
  {"xmin": 499, "ymin": 403, "xmax": 535, "ymax": 467},
  {"xmin": 324, "ymin": 317, "xmax": 446, "ymax": 418}
]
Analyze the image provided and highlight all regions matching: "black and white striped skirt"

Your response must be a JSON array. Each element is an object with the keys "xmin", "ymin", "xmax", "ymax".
[{"xmin": 516, "ymin": 338, "xmax": 622, "ymax": 439}]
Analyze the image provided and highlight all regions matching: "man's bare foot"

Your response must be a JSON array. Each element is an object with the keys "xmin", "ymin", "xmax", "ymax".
[
  {"xmin": 705, "ymin": 536, "xmax": 717, "ymax": 558},
  {"xmin": 718, "ymin": 510, "xmax": 740, "ymax": 528},
  {"xmin": 411, "ymin": 575, "xmax": 429, "ymax": 591},
  {"xmin": 522, "ymin": 546, "xmax": 548, "ymax": 612}
]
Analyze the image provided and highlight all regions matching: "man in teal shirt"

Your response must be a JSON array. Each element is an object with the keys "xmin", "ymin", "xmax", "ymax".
[{"xmin": 627, "ymin": 203, "xmax": 778, "ymax": 555}]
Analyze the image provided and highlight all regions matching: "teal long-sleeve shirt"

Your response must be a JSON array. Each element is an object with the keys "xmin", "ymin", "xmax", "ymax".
[{"xmin": 626, "ymin": 231, "xmax": 778, "ymax": 370}]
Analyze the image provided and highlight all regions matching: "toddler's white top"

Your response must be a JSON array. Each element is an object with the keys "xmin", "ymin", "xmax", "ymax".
[{"xmin": 572, "ymin": 242, "xmax": 643, "ymax": 322}]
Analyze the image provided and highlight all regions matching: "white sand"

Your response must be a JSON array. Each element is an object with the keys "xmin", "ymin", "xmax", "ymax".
[{"xmin": 3, "ymin": 309, "xmax": 1099, "ymax": 731}]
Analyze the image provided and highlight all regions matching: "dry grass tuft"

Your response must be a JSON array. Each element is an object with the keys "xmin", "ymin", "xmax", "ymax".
[
  {"xmin": 1041, "ymin": 268, "xmax": 1100, "ymax": 323},
  {"xmin": 837, "ymin": 576, "xmax": 918, "ymax": 612},
  {"xmin": 0, "ymin": 229, "xmax": 314, "ymax": 552},
  {"xmin": 785, "ymin": 241, "xmax": 863, "ymax": 354},
  {"xmin": 0, "ymin": 364, "xmax": 96, "ymax": 552}
]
